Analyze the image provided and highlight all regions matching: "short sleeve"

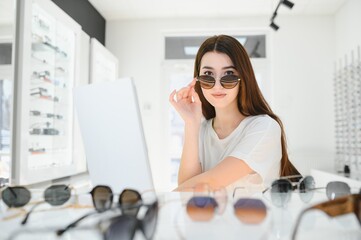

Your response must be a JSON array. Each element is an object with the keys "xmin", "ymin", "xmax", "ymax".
[{"xmin": 229, "ymin": 117, "xmax": 282, "ymax": 181}]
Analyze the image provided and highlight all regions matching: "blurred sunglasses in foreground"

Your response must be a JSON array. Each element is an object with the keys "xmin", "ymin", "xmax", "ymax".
[
  {"xmin": 186, "ymin": 196, "xmax": 267, "ymax": 224},
  {"xmin": 262, "ymin": 175, "xmax": 315, "ymax": 207},
  {"xmin": 263, "ymin": 175, "xmax": 352, "ymax": 207},
  {"xmin": 98, "ymin": 200, "xmax": 158, "ymax": 240},
  {"xmin": 21, "ymin": 185, "xmax": 71, "ymax": 225},
  {"xmin": 291, "ymin": 193, "xmax": 361, "ymax": 240},
  {"xmin": 197, "ymin": 75, "xmax": 240, "ymax": 89},
  {"xmin": 8, "ymin": 200, "xmax": 159, "ymax": 240},
  {"xmin": 57, "ymin": 185, "xmax": 143, "ymax": 236},
  {"xmin": 1, "ymin": 186, "xmax": 32, "ymax": 208},
  {"xmin": 0, "ymin": 185, "xmax": 72, "ymax": 224}
]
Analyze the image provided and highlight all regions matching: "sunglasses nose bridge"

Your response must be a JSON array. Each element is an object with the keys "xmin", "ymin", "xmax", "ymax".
[{"xmin": 211, "ymin": 76, "xmax": 223, "ymax": 89}]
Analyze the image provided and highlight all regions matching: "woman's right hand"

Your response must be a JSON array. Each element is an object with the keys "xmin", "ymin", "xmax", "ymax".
[{"xmin": 169, "ymin": 78, "xmax": 202, "ymax": 125}]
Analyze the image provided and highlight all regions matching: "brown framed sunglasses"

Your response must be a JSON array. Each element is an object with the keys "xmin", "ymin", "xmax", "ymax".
[
  {"xmin": 196, "ymin": 75, "xmax": 241, "ymax": 89},
  {"xmin": 291, "ymin": 193, "xmax": 361, "ymax": 240}
]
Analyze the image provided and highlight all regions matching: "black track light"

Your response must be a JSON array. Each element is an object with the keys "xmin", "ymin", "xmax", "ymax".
[
  {"xmin": 282, "ymin": 0, "xmax": 294, "ymax": 9},
  {"xmin": 270, "ymin": 22, "xmax": 279, "ymax": 31},
  {"xmin": 269, "ymin": 0, "xmax": 295, "ymax": 31}
]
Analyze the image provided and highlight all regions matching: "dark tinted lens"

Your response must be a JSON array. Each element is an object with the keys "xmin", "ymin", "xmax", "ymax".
[
  {"xmin": 270, "ymin": 179, "xmax": 292, "ymax": 207},
  {"xmin": 197, "ymin": 75, "xmax": 215, "ymax": 89},
  {"xmin": 186, "ymin": 196, "xmax": 218, "ymax": 221},
  {"xmin": 104, "ymin": 215, "xmax": 137, "ymax": 240},
  {"xmin": 119, "ymin": 189, "xmax": 142, "ymax": 216},
  {"xmin": 91, "ymin": 185, "xmax": 113, "ymax": 212},
  {"xmin": 44, "ymin": 185, "xmax": 71, "ymax": 206},
  {"xmin": 142, "ymin": 201, "xmax": 158, "ymax": 239},
  {"xmin": 2, "ymin": 187, "xmax": 31, "ymax": 208},
  {"xmin": 220, "ymin": 75, "xmax": 239, "ymax": 89},
  {"xmin": 298, "ymin": 176, "xmax": 315, "ymax": 203},
  {"xmin": 326, "ymin": 181, "xmax": 351, "ymax": 200},
  {"xmin": 120, "ymin": 189, "xmax": 141, "ymax": 205},
  {"xmin": 234, "ymin": 198, "xmax": 267, "ymax": 224}
]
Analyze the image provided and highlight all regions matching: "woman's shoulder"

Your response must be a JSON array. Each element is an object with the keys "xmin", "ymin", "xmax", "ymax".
[
  {"xmin": 199, "ymin": 118, "xmax": 212, "ymax": 135},
  {"xmin": 200, "ymin": 118, "xmax": 213, "ymax": 128},
  {"xmin": 245, "ymin": 114, "xmax": 281, "ymax": 132}
]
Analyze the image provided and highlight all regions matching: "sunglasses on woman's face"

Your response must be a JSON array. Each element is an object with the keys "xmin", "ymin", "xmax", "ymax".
[
  {"xmin": 57, "ymin": 185, "xmax": 143, "ymax": 236},
  {"xmin": 263, "ymin": 175, "xmax": 316, "ymax": 207},
  {"xmin": 291, "ymin": 193, "xmax": 361, "ymax": 240},
  {"xmin": 186, "ymin": 196, "xmax": 267, "ymax": 224},
  {"xmin": 196, "ymin": 75, "xmax": 241, "ymax": 89}
]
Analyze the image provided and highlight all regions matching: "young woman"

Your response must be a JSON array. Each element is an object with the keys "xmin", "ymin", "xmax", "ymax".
[{"xmin": 169, "ymin": 35, "xmax": 299, "ymax": 191}]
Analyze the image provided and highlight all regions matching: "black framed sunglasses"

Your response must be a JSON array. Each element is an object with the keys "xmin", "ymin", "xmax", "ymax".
[
  {"xmin": 196, "ymin": 75, "xmax": 241, "ymax": 89},
  {"xmin": 1, "ymin": 185, "xmax": 71, "ymax": 212},
  {"xmin": 7, "ymin": 200, "xmax": 159, "ymax": 240},
  {"xmin": 98, "ymin": 200, "xmax": 158, "ymax": 240},
  {"xmin": 57, "ymin": 185, "xmax": 143, "ymax": 236},
  {"xmin": 1, "ymin": 186, "xmax": 32, "ymax": 208},
  {"xmin": 291, "ymin": 193, "xmax": 361, "ymax": 240},
  {"xmin": 21, "ymin": 185, "xmax": 71, "ymax": 225},
  {"xmin": 262, "ymin": 175, "xmax": 315, "ymax": 207}
]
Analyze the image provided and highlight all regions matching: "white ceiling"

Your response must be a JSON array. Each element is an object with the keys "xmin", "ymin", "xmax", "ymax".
[
  {"xmin": 88, "ymin": 0, "xmax": 347, "ymax": 20},
  {"xmin": 0, "ymin": 0, "xmax": 348, "ymax": 25}
]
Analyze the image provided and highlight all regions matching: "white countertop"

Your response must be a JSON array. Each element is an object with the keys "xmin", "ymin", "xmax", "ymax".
[{"xmin": 1, "ymin": 172, "xmax": 361, "ymax": 240}]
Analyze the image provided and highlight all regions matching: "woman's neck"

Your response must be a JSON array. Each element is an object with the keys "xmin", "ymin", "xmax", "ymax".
[{"xmin": 213, "ymin": 105, "xmax": 246, "ymax": 138}]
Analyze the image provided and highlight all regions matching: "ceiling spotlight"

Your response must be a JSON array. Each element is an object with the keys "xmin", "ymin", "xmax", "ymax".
[
  {"xmin": 270, "ymin": 22, "xmax": 279, "ymax": 31},
  {"xmin": 282, "ymin": 0, "xmax": 294, "ymax": 9},
  {"xmin": 269, "ymin": 0, "xmax": 295, "ymax": 31}
]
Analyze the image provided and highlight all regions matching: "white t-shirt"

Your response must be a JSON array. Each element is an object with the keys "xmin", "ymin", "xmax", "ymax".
[{"xmin": 198, "ymin": 114, "xmax": 281, "ymax": 191}]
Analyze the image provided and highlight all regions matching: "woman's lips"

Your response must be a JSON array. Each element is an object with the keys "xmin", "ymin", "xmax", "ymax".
[{"xmin": 212, "ymin": 93, "xmax": 226, "ymax": 98}]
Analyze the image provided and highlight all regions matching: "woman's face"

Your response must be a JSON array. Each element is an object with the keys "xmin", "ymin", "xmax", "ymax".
[{"xmin": 199, "ymin": 51, "xmax": 240, "ymax": 110}]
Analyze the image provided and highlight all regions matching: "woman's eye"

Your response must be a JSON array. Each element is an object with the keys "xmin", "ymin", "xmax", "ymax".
[
  {"xmin": 203, "ymin": 71, "xmax": 213, "ymax": 76},
  {"xmin": 225, "ymin": 70, "xmax": 234, "ymax": 75}
]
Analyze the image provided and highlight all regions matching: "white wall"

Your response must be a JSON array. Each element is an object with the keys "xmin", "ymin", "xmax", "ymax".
[
  {"xmin": 271, "ymin": 16, "xmax": 335, "ymax": 174},
  {"xmin": 0, "ymin": 24, "xmax": 13, "ymax": 40},
  {"xmin": 106, "ymin": 15, "xmax": 339, "ymax": 190},
  {"xmin": 335, "ymin": 0, "xmax": 361, "ymax": 60}
]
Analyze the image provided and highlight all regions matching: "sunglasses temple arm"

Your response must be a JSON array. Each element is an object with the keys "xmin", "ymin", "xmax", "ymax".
[
  {"xmin": 56, "ymin": 211, "xmax": 97, "ymax": 236},
  {"xmin": 291, "ymin": 207, "xmax": 313, "ymax": 240},
  {"xmin": 262, "ymin": 187, "xmax": 270, "ymax": 194},
  {"xmin": 21, "ymin": 202, "xmax": 42, "ymax": 225}
]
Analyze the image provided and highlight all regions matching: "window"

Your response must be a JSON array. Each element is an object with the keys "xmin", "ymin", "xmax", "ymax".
[{"xmin": 165, "ymin": 35, "xmax": 266, "ymax": 59}]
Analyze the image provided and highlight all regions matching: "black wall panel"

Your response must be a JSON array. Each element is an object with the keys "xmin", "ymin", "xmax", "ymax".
[{"xmin": 51, "ymin": 0, "xmax": 105, "ymax": 44}]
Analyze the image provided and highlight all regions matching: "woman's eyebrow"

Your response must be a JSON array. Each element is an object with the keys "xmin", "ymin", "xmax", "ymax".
[
  {"xmin": 201, "ymin": 66, "xmax": 214, "ymax": 70},
  {"xmin": 201, "ymin": 66, "xmax": 236, "ymax": 70},
  {"xmin": 222, "ymin": 66, "xmax": 236, "ymax": 69}
]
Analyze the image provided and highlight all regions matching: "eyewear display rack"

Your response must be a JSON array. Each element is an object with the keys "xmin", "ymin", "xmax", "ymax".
[
  {"xmin": 334, "ymin": 46, "xmax": 361, "ymax": 175},
  {"xmin": 12, "ymin": 0, "xmax": 86, "ymax": 185}
]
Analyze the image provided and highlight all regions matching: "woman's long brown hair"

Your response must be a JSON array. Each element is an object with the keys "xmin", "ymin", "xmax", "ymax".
[{"xmin": 193, "ymin": 35, "xmax": 299, "ymax": 177}]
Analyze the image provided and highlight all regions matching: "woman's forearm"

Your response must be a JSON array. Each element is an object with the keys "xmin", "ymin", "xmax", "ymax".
[
  {"xmin": 178, "ymin": 123, "xmax": 202, "ymax": 184},
  {"xmin": 175, "ymin": 157, "xmax": 253, "ymax": 192}
]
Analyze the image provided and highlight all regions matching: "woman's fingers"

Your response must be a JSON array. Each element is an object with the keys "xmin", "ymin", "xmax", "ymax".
[
  {"xmin": 170, "ymin": 78, "xmax": 199, "ymax": 104},
  {"xmin": 192, "ymin": 87, "xmax": 201, "ymax": 103},
  {"xmin": 176, "ymin": 86, "xmax": 192, "ymax": 101},
  {"xmin": 169, "ymin": 89, "xmax": 176, "ymax": 103}
]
